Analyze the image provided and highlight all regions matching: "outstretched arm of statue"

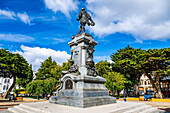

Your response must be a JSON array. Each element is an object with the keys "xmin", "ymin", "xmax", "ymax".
[{"xmin": 77, "ymin": 12, "xmax": 82, "ymax": 21}]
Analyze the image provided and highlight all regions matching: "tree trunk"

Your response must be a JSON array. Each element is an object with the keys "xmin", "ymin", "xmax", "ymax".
[
  {"xmin": 133, "ymin": 84, "xmax": 138, "ymax": 97},
  {"xmin": 126, "ymin": 88, "xmax": 129, "ymax": 97},
  {"xmin": 2, "ymin": 74, "xmax": 16, "ymax": 99},
  {"xmin": 144, "ymin": 72, "xmax": 157, "ymax": 97},
  {"xmin": 155, "ymin": 73, "xmax": 165, "ymax": 99}
]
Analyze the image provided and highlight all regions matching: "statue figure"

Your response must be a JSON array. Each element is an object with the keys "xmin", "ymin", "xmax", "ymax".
[
  {"xmin": 68, "ymin": 59, "xmax": 79, "ymax": 75},
  {"xmin": 87, "ymin": 45, "xmax": 94, "ymax": 59},
  {"xmin": 77, "ymin": 7, "xmax": 95, "ymax": 34},
  {"xmin": 86, "ymin": 58, "xmax": 98, "ymax": 77}
]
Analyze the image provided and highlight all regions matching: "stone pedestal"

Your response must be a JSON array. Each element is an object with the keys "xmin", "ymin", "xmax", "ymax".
[
  {"xmin": 50, "ymin": 74, "xmax": 116, "ymax": 108},
  {"xmin": 49, "ymin": 33, "xmax": 116, "ymax": 108}
]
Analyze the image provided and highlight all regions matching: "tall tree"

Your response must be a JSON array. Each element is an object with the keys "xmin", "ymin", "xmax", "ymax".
[
  {"xmin": 16, "ymin": 64, "xmax": 33, "ymax": 88},
  {"xmin": 0, "ymin": 49, "xmax": 32, "ymax": 98},
  {"xmin": 140, "ymin": 48, "xmax": 170, "ymax": 98},
  {"xmin": 95, "ymin": 60, "xmax": 111, "ymax": 77},
  {"xmin": 35, "ymin": 56, "xmax": 61, "ymax": 80},
  {"xmin": 111, "ymin": 46, "xmax": 143, "ymax": 94},
  {"xmin": 25, "ymin": 78, "xmax": 58, "ymax": 95},
  {"xmin": 103, "ymin": 71, "xmax": 125, "ymax": 96},
  {"xmin": 61, "ymin": 60, "xmax": 71, "ymax": 71},
  {"xmin": 111, "ymin": 46, "xmax": 170, "ymax": 98}
]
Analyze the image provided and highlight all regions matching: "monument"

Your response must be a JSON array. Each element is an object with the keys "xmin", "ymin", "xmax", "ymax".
[
  {"xmin": 7, "ymin": 8, "xmax": 160, "ymax": 113},
  {"xmin": 49, "ymin": 8, "xmax": 116, "ymax": 108}
]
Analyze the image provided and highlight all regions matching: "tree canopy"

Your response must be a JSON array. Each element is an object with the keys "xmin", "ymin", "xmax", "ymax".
[
  {"xmin": 103, "ymin": 71, "xmax": 125, "ymax": 92},
  {"xmin": 0, "ymin": 49, "xmax": 33, "ymax": 98},
  {"xmin": 25, "ymin": 78, "xmax": 57, "ymax": 95},
  {"xmin": 35, "ymin": 56, "xmax": 61, "ymax": 82},
  {"xmin": 110, "ymin": 46, "xmax": 170, "ymax": 98},
  {"xmin": 95, "ymin": 60, "xmax": 111, "ymax": 77}
]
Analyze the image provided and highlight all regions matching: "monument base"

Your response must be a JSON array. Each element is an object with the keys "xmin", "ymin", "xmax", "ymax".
[
  {"xmin": 49, "ymin": 74, "xmax": 116, "ymax": 108},
  {"xmin": 8, "ymin": 101, "xmax": 160, "ymax": 113},
  {"xmin": 50, "ymin": 90, "xmax": 116, "ymax": 108}
]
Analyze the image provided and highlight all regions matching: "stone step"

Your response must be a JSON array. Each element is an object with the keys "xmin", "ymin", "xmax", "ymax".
[
  {"xmin": 124, "ymin": 105, "xmax": 152, "ymax": 113},
  {"xmin": 19, "ymin": 104, "xmax": 46, "ymax": 113},
  {"xmin": 7, "ymin": 101, "xmax": 160, "ymax": 113},
  {"xmin": 8, "ymin": 107, "xmax": 26, "ymax": 113},
  {"xmin": 140, "ymin": 107, "xmax": 158, "ymax": 113},
  {"xmin": 110, "ymin": 102, "xmax": 145, "ymax": 113},
  {"xmin": 14, "ymin": 105, "xmax": 38, "ymax": 113}
]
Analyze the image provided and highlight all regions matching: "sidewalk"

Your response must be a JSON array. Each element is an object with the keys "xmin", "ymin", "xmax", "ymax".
[
  {"xmin": 118, "ymin": 98, "xmax": 170, "ymax": 112},
  {"xmin": 0, "ymin": 98, "xmax": 48, "ymax": 111},
  {"xmin": 118, "ymin": 98, "xmax": 170, "ymax": 102}
]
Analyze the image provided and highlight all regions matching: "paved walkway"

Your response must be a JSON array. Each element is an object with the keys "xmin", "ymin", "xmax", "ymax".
[
  {"xmin": 118, "ymin": 100, "xmax": 170, "ymax": 112},
  {"xmin": 0, "ymin": 98, "xmax": 48, "ymax": 112}
]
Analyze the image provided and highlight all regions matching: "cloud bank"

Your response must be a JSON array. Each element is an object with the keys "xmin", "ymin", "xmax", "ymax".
[
  {"xmin": 43, "ymin": 0, "xmax": 79, "ymax": 17},
  {"xmin": 14, "ymin": 45, "xmax": 70, "ymax": 71},
  {"xmin": 0, "ymin": 9, "xmax": 32, "ymax": 25},
  {"xmin": 86, "ymin": 0, "xmax": 170, "ymax": 42},
  {"xmin": 0, "ymin": 34, "xmax": 34, "ymax": 42}
]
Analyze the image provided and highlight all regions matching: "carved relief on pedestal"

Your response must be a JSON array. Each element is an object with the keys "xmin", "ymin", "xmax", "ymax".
[
  {"xmin": 86, "ymin": 58, "xmax": 98, "ymax": 77},
  {"xmin": 65, "ymin": 79, "xmax": 73, "ymax": 89},
  {"xmin": 87, "ymin": 45, "xmax": 94, "ymax": 60}
]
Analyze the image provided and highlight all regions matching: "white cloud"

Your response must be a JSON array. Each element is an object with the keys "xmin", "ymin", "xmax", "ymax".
[
  {"xmin": 14, "ymin": 45, "xmax": 71, "ymax": 71},
  {"xmin": 53, "ymin": 38, "xmax": 67, "ymax": 42},
  {"xmin": 0, "ymin": 9, "xmax": 32, "ymax": 25},
  {"xmin": 0, "ymin": 34, "xmax": 34, "ymax": 42},
  {"xmin": 86, "ymin": 0, "xmax": 170, "ymax": 42},
  {"xmin": 17, "ymin": 12, "xmax": 31, "ymax": 25},
  {"xmin": 44, "ymin": 0, "xmax": 79, "ymax": 17},
  {"xmin": 0, "ymin": 9, "xmax": 16, "ymax": 19}
]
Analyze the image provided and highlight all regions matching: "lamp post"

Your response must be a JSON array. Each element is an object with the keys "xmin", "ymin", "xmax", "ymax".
[
  {"xmin": 110, "ymin": 66, "xmax": 114, "ymax": 96},
  {"xmin": 42, "ymin": 74, "xmax": 46, "ymax": 99}
]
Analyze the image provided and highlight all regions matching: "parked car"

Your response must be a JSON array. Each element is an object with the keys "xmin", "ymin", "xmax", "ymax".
[{"xmin": 147, "ymin": 90, "xmax": 155, "ymax": 97}]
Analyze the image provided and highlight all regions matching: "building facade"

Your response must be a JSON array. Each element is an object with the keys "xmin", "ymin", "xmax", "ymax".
[
  {"xmin": 0, "ymin": 77, "xmax": 13, "ymax": 95},
  {"xmin": 139, "ymin": 74, "xmax": 153, "ymax": 95},
  {"xmin": 139, "ymin": 74, "xmax": 170, "ymax": 97}
]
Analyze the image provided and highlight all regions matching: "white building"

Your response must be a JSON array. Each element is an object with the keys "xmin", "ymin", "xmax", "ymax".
[
  {"xmin": 139, "ymin": 74, "xmax": 154, "ymax": 96},
  {"xmin": 0, "ymin": 77, "xmax": 13, "ymax": 95}
]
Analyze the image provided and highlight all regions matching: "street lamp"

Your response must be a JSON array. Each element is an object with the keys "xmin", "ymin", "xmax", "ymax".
[
  {"xmin": 42, "ymin": 74, "xmax": 46, "ymax": 99},
  {"xmin": 110, "ymin": 66, "xmax": 114, "ymax": 96}
]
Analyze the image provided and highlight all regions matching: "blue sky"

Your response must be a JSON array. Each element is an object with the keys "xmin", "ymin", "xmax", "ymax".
[{"xmin": 0, "ymin": 0, "xmax": 170, "ymax": 71}]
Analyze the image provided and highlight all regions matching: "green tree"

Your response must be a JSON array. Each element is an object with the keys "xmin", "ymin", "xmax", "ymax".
[
  {"xmin": 16, "ymin": 64, "xmax": 33, "ymax": 88},
  {"xmin": 111, "ymin": 46, "xmax": 143, "ymax": 94},
  {"xmin": 35, "ymin": 56, "xmax": 61, "ymax": 80},
  {"xmin": 140, "ymin": 48, "xmax": 170, "ymax": 98},
  {"xmin": 25, "ymin": 78, "xmax": 58, "ymax": 95},
  {"xmin": 95, "ymin": 60, "xmax": 111, "ymax": 77},
  {"xmin": 103, "ymin": 71, "xmax": 125, "ymax": 96},
  {"xmin": 111, "ymin": 46, "xmax": 170, "ymax": 98},
  {"xmin": 61, "ymin": 60, "xmax": 71, "ymax": 71},
  {"xmin": 0, "ymin": 49, "xmax": 32, "ymax": 98}
]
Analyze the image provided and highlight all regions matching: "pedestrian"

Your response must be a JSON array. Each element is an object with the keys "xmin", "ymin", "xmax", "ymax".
[
  {"xmin": 45, "ymin": 93, "xmax": 47, "ymax": 99},
  {"xmin": 37, "ymin": 94, "xmax": 39, "ymax": 100}
]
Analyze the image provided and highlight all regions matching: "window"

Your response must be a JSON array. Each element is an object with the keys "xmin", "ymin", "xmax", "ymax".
[
  {"xmin": 4, "ymin": 79, "xmax": 7, "ymax": 83},
  {"xmin": 8, "ymin": 79, "xmax": 10, "ymax": 83},
  {"xmin": 145, "ymin": 81, "xmax": 147, "ymax": 85},
  {"xmin": 6, "ymin": 85, "xmax": 8, "ymax": 90},
  {"xmin": 3, "ymin": 85, "xmax": 6, "ymax": 90}
]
